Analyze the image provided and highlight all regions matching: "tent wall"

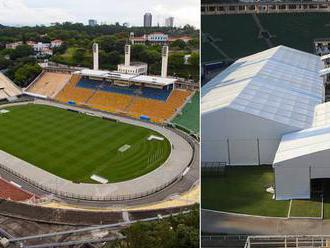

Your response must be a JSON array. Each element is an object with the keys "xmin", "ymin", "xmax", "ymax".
[
  {"xmin": 274, "ymin": 149, "xmax": 330, "ymax": 200},
  {"xmin": 202, "ymin": 108, "xmax": 298, "ymax": 165},
  {"xmin": 274, "ymin": 166, "xmax": 310, "ymax": 200}
]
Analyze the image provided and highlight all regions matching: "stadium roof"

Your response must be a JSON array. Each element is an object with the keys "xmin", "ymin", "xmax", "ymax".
[
  {"xmin": 79, "ymin": 69, "xmax": 177, "ymax": 86},
  {"xmin": 202, "ymin": 45, "xmax": 324, "ymax": 129},
  {"xmin": 274, "ymin": 124, "xmax": 330, "ymax": 164}
]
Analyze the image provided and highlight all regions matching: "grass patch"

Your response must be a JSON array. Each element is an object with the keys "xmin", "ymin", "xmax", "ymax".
[
  {"xmin": 290, "ymin": 199, "xmax": 322, "ymax": 218},
  {"xmin": 202, "ymin": 166, "xmax": 289, "ymax": 217},
  {"xmin": 0, "ymin": 104, "xmax": 171, "ymax": 183}
]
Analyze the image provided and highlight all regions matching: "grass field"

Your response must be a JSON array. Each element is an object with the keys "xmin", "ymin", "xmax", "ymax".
[
  {"xmin": 0, "ymin": 104, "xmax": 171, "ymax": 183},
  {"xmin": 290, "ymin": 199, "xmax": 322, "ymax": 218},
  {"xmin": 172, "ymin": 92, "xmax": 200, "ymax": 134},
  {"xmin": 202, "ymin": 166, "xmax": 290, "ymax": 217}
]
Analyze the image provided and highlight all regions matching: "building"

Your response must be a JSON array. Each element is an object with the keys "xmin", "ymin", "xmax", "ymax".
[
  {"xmin": 201, "ymin": 46, "xmax": 323, "ymax": 166},
  {"xmin": 165, "ymin": 17, "xmax": 174, "ymax": 27},
  {"xmin": 117, "ymin": 44, "xmax": 148, "ymax": 75},
  {"xmin": 51, "ymin": 39, "xmax": 63, "ymax": 48},
  {"xmin": 5, "ymin": 41, "xmax": 23, "ymax": 49},
  {"xmin": 88, "ymin": 19, "xmax": 98, "ymax": 26},
  {"xmin": 130, "ymin": 32, "xmax": 193, "ymax": 45},
  {"xmin": 144, "ymin": 13, "xmax": 152, "ymax": 27}
]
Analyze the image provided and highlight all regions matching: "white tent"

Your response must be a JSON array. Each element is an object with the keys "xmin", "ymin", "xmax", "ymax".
[
  {"xmin": 202, "ymin": 46, "xmax": 323, "ymax": 165},
  {"xmin": 274, "ymin": 123, "xmax": 330, "ymax": 200}
]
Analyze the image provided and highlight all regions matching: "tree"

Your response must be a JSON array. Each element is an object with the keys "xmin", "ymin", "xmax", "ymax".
[
  {"xmin": 190, "ymin": 52, "xmax": 199, "ymax": 68},
  {"xmin": 169, "ymin": 53, "xmax": 185, "ymax": 69},
  {"xmin": 14, "ymin": 63, "xmax": 41, "ymax": 86},
  {"xmin": 72, "ymin": 48, "xmax": 86, "ymax": 64},
  {"xmin": 10, "ymin": 45, "xmax": 33, "ymax": 60},
  {"xmin": 0, "ymin": 56, "xmax": 10, "ymax": 69},
  {"xmin": 170, "ymin": 39, "xmax": 186, "ymax": 50}
]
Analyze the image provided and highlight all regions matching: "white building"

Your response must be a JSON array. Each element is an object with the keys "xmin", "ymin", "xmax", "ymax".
[
  {"xmin": 274, "ymin": 104, "xmax": 330, "ymax": 199},
  {"xmin": 201, "ymin": 46, "xmax": 324, "ymax": 166},
  {"xmin": 51, "ymin": 39, "xmax": 63, "ymax": 48},
  {"xmin": 117, "ymin": 44, "xmax": 148, "ymax": 75}
]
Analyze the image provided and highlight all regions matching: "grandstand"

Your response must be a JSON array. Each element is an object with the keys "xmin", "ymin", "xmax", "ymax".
[
  {"xmin": 202, "ymin": 13, "xmax": 330, "ymax": 62},
  {"xmin": 55, "ymin": 74, "xmax": 191, "ymax": 123},
  {"xmin": 172, "ymin": 91, "xmax": 200, "ymax": 134},
  {"xmin": 25, "ymin": 71, "xmax": 71, "ymax": 98},
  {"xmin": 0, "ymin": 72, "xmax": 21, "ymax": 101}
]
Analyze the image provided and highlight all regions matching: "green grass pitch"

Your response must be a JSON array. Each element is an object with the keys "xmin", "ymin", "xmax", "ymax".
[{"xmin": 0, "ymin": 104, "xmax": 171, "ymax": 183}]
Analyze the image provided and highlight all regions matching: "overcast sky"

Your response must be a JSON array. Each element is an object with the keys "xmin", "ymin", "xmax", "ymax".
[{"xmin": 0, "ymin": 0, "xmax": 200, "ymax": 28}]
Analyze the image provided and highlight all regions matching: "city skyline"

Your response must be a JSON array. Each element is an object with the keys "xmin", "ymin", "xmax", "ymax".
[{"xmin": 0, "ymin": 0, "xmax": 200, "ymax": 28}]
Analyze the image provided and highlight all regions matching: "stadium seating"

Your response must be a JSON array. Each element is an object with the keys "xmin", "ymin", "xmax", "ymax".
[
  {"xmin": 26, "ymin": 72, "xmax": 71, "ymax": 98},
  {"xmin": 87, "ymin": 91, "xmax": 133, "ymax": 113},
  {"xmin": 0, "ymin": 73, "xmax": 21, "ymax": 100},
  {"xmin": 128, "ymin": 89, "xmax": 192, "ymax": 122},
  {"xmin": 77, "ymin": 78, "xmax": 172, "ymax": 101},
  {"xmin": 55, "ymin": 75, "xmax": 192, "ymax": 123},
  {"xmin": 55, "ymin": 74, "xmax": 95, "ymax": 104},
  {"xmin": 0, "ymin": 178, "xmax": 35, "ymax": 201}
]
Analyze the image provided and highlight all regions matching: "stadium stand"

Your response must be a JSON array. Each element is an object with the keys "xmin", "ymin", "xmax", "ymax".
[
  {"xmin": 202, "ymin": 13, "xmax": 330, "ymax": 63},
  {"xmin": 0, "ymin": 73, "xmax": 21, "ymax": 100},
  {"xmin": 26, "ymin": 71, "xmax": 71, "ymax": 98},
  {"xmin": 0, "ymin": 178, "xmax": 35, "ymax": 201},
  {"xmin": 55, "ymin": 74, "xmax": 95, "ymax": 104},
  {"xmin": 172, "ymin": 91, "xmax": 200, "ymax": 133},
  {"xmin": 127, "ymin": 89, "xmax": 192, "ymax": 122},
  {"xmin": 55, "ymin": 75, "xmax": 192, "ymax": 123}
]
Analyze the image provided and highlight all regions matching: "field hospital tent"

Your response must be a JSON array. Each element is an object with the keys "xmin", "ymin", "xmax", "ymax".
[
  {"xmin": 201, "ymin": 45, "xmax": 324, "ymax": 165},
  {"xmin": 274, "ymin": 101, "xmax": 330, "ymax": 200}
]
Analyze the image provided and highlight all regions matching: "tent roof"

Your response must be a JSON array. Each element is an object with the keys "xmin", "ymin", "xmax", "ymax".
[
  {"xmin": 313, "ymin": 102, "xmax": 330, "ymax": 128},
  {"xmin": 274, "ymin": 124, "xmax": 330, "ymax": 164},
  {"xmin": 202, "ymin": 46, "xmax": 323, "ymax": 129}
]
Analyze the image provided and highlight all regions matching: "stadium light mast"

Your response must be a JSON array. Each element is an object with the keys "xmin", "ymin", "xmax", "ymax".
[
  {"xmin": 125, "ymin": 44, "xmax": 131, "ymax": 66},
  {"xmin": 93, "ymin": 43, "xmax": 99, "ymax": 70},
  {"xmin": 161, "ymin": 46, "xmax": 169, "ymax": 78}
]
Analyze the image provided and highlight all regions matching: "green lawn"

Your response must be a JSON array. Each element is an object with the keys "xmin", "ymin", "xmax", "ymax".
[
  {"xmin": 172, "ymin": 92, "xmax": 200, "ymax": 134},
  {"xmin": 0, "ymin": 104, "xmax": 171, "ymax": 183},
  {"xmin": 290, "ymin": 199, "xmax": 322, "ymax": 218},
  {"xmin": 202, "ymin": 166, "xmax": 290, "ymax": 217}
]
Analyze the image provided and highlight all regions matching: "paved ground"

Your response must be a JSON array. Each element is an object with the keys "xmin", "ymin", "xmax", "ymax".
[
  {"xmin": 0, "ymin": 99, "xmax": 200, "ymax": 208},
  {"xmin": 202, "ymin": 209, "xmax": 330, "ymax": 235}
]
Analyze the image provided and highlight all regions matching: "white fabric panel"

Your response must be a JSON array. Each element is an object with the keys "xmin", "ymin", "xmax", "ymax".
[
  {"xmin": 275, "ymin": 166, "xmax": 310, "ymax": 200},
  {"xmin": 229, "ymin": 139, "xmax": 258, "ymax": 165},
  {"xmin": 311, "ymin": 167, "xmax": 330, "ymax": 179},
  {"xmin": 201, "ymin": 140, "xmax": 228, "ymax": 163},
  {"xmin": 259, "ymin": 139, "xmax": 281, "ymax": 165}
]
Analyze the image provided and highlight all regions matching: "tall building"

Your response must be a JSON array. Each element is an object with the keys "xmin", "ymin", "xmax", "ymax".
[
  {"xmin": 165, "ymin": 17, "xmax": 174, "ymax": 27},
  {"xmin": 144, "ymin": 13, "xmax": 152, "ymax": 27},
  {"xmin": 88, "ymin": 19, "xmax": 98, "ymax": 26}
]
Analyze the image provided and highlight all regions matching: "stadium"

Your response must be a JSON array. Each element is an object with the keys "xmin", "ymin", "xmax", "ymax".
[{"xmin": 0, "ymin": 41, "xmax": 199, "ymax": 245}]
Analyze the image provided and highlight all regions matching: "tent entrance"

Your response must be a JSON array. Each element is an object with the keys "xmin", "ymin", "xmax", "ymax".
[{"xmin": 311, "ymin": 178, "xmax": 330, "ymax": 198}]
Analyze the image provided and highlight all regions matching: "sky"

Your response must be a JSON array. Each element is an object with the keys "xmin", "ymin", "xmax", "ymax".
[{"xmin": 0, "ymin": 0, "xmax": 200, "ymax": 28}]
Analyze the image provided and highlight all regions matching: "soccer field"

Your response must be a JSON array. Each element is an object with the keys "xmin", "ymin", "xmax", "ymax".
[{"xmin": 0, "ymin": 104, "xmax": 171, "ymax": 183}]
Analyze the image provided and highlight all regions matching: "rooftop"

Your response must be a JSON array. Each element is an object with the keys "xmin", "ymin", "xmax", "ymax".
[
  {"xmin": 79, "ymin": 69, "xmax": 177, "ymax": 86},
  {"xmin": 202, "ymin": 45, "xmax": 324, "ymax": 129}
]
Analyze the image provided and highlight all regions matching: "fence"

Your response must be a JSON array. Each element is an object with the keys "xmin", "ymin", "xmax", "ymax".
[{"xmin": 244, "ymin": 235, "xmax": 330, "ymax": 248}]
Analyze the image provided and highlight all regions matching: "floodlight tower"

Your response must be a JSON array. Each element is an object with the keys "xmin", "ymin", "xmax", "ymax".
[
  {"xmin": 93, "ymin": 43, "xmax": 99, "ymax": 70},
  {"xmin": 161, "ymin": 46, "xmax": 169, "ymax": 78},
  {"xmin": 125, "ymin": 44, "xmax": 131, "ymax": 66}
]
